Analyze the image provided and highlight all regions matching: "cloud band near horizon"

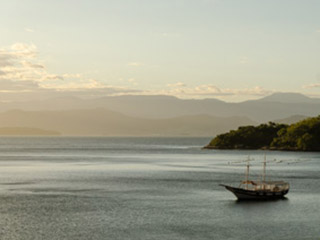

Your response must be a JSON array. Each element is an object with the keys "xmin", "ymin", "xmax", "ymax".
[{"xmin": 0, "ymin": 42, "xmax": 319, "ymax": 102}]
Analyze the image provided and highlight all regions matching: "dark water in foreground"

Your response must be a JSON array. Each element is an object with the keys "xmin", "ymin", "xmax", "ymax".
[{"xmin": 0, "ymin": 137, "xmax": 319, "ymax": 240}]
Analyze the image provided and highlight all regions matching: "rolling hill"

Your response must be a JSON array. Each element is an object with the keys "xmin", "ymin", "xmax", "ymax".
[
  {"xmin": 0, "ymin": 109, "xmax": 256, "ymax": 136},
  {"xmin": 0, "ymin": 93, "xmax": 318, "ymax": 122}
]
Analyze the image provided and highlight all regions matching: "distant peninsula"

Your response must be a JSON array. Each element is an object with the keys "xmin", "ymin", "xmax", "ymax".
[
  {"xmin": 0, "ymin": 127, "xmax": 60, "ymax": 136},
  {"xmin": 204, "ymin": 116, "xmax": 320, "ymax": 151}
]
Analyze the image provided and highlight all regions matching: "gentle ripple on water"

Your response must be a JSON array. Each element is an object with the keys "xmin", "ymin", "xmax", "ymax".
[{"xmin": 0, "ymin": 137, "xmax": 319, "ymax": 240}]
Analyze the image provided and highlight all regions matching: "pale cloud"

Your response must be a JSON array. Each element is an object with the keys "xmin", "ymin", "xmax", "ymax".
[
  {"xmin": 0, "ymin": 42, "xmax": 274, "ymax": 101},
  {"xmin": 0, "ymin": 52, "xmax": 14, "ymax": 67},
  {"xmin": 182, "ymin": 85, "xmax": 270, "ymax": 97},
  {"xmin": 62, "ymin": 73, "xmax": 82, "ymax": 79},
  {"xmin": 117, "ymin": 77, "xmax": 137, "ymax": 85},
  {"xmin": 167, "ymin": 82, "xmax": 186, "ymax": 88},
  {"xmin": 107, "ymin": 82, "xmax": 273, "ymax": 101},
  {"xmin": 193, "ymin": 84, "xmax": 224, "ymax": 95},
  {"xmin": 127, "ymin": 62, "xmax": 144, "ymax": 67},
  {"xmin": 42, "ymin": 74, "xmax": 64, "ymax": 81},
  {"xmin": 0, "ymin": 43, "xmax": 46, "ymax": 82},
  {"xmin": 0, "ymin": 43, "xmax": 142, "ymax": 100},
  {"xmin": 22, "ymin": 61, "xmax": 45, "ymax": 69},
  {"xmin": 136, "ymin": 85, "xmax": 272, "ymax": 99},
  {"xmin": 316, "ymin": 29, "xmax": 320, "ymax": 33},
  {"xmin": 24, "ymin": 28, "xmax": 35, "ymax": 33},
  {"xmin": 10, "ymin": 43, "xmax": 37, "ymax": 58},
  {"xmin": 303, "ymin": 83, "xmax": 320, "ymax": 89},
  {"xmin": 41, "ymin": 78, "xmax": 142, "ymax": 98},
  {"xmin": 43, "ymin": 79, "xmax": 105, "ymax": 90},
  {"xmin": 226, "ymin": 86, "xmax": 272, "ymax": 96}
]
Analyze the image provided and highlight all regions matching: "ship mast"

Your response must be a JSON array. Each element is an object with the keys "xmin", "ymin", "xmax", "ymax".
[
  {"xmin": 262, "ymin": 154, "xmax": 266, "ymax": 190},
  {"xmin": 245, "ymin": 156, "xmax": 250, "ymax": 190}
]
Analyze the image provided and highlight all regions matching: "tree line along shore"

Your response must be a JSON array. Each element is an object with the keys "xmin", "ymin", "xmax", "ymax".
[{"xmin": 204, "ymin": 115, "xmax": 320, "ymax": 151}]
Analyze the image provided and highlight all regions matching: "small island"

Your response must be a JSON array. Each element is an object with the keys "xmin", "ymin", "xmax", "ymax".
[{"xmin": 204, "ymin": 115, "xmax": 320, "ymax": 151}]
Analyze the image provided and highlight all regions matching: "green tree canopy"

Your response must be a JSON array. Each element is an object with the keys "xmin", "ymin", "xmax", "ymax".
[{"xmin": 206, "ymin": 116, "xmax": 320, "ymax": 151}]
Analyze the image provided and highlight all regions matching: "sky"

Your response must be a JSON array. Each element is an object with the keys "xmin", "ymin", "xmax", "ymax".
[{"xmin": 0, "ymin": 0, "xmax": 320, "ymax": 102}]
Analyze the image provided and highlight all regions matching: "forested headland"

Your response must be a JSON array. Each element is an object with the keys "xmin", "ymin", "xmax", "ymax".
[{"xmin": 204, "ymin": 116, "xmax": 320, "ymax": 151}]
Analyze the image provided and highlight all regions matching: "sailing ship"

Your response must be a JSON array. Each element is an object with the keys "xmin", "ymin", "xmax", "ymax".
[{"xmin": 220, "ymin": 156, "xmax": 289, "ymax": 200}]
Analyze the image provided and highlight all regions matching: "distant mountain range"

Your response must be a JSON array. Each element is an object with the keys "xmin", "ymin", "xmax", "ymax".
[
  {"xmin": 0, "ymin": 92, "xmax": 319, "ymax": 122},
  {"xmin": 0, "ymin": 109, "xmax": 255, "ymax": 136},
  {"xmin": 273, "ymin": 115, "xmax": 309, "ymax": 125},
  {"xmin": 0, "ymin": 92, "xmax": 318, "ymax": 136}
]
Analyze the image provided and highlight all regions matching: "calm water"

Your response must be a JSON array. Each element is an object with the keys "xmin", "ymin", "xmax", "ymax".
[{"xmin": 0, "ymin": 137, "xmax": 319, "ymax": 240}]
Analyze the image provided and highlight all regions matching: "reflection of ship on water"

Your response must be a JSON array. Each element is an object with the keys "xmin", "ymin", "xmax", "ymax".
[{"xmin": 220, "ymin": 156, "xmax": 289, "ymax": 200}]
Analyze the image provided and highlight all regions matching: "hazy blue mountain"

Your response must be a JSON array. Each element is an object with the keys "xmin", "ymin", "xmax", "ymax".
[
  {"xmin": 273, "ymin": 115, "xmax": 309, "ymax": 124},
  {"xmin": 256, "ymin": 92, "xmax": 320, "ymax": 103},
  {"xmin": 0, "ymin": 93, "xmax": 319, "ymax": 122},
  {"xmin": 0, "ymin": 109, "xmax": 256, "ymax": 136}
]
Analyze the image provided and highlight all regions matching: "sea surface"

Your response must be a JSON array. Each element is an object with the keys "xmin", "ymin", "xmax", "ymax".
[{"xmin": 0, "ymin": 137, "xmax": 319, "ymax": 240}]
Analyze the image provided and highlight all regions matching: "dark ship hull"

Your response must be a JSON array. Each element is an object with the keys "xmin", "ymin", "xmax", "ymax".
[{"xmin": 221, "ymin": 184, "xmax": 289, "ymax": 200}]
